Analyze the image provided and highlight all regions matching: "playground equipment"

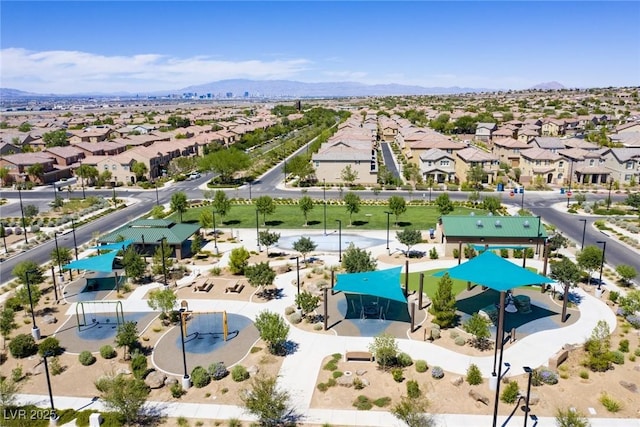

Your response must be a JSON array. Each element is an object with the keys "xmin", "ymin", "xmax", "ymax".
[
  {"xmin": 180, "ymin": 301, "xmax": 228, "ymax": 342},
  {"xmin": 75, "ymin": 300, "xmax": 124, "ymax": 330}
]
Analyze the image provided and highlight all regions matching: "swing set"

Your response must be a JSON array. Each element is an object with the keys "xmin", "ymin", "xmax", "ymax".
[
  {"xmin": 179, "ymin": 300, "xmax": 229, "ymax": 342},
  {"xmin": 75, "ymin": 300, "xmax": 124, "ymax": 331}
]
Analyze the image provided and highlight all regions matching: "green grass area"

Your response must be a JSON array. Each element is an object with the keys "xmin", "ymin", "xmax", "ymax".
[
  {"xmin": 401, "ymin": 269, "xmax": 469, "ymax": 299},
  {"xmin": 172, "ymin": 204, "xmax": 484, "ymax": 230}
]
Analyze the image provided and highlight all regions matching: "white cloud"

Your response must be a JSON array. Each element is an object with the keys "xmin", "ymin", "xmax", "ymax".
[{"xmin": 0, "ymin": 48, "xmax": 312, "ymax": 93}]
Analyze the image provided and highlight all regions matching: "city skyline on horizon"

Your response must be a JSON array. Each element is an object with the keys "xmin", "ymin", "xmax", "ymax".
[{"xmin": 1, "ymin": 1, "xmax": 639, "ymax": 95}]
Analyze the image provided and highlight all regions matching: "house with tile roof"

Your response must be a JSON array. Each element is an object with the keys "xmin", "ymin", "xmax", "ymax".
[
  {"xmin": 558, "ymin": 147, "xmax": 609, "ymax": 185},
  {"xmin": 492, "ymin": 137, "xmax": 530, "ymax": 168},
  {"xmin": 0, "ymin": 152, "xmax": 70, "ymax": 184},
  {"xmin": 454, "ymin": 147, "xmax": 499, "ymax": 185},
  {"xmin": 312, "ymin": 138, "xmax": 377, "ymax": 185},
  {"xmin": 520, "ymin": 147, "xmax": 565, "ymax": 186},
  {"xmin": 475, "ymin": 122, "xmax": 497, "ymax": 141},
  {"xmin": 541, "ymin": 119, "xmax": 566, "ymax": 136},
  {"xmin": 601, "ymin": 147, "xmax": 640, "ymax": 185},
  {"xmin": 418, "ymin": 148, "xmax": 456, "ymax": 184}
]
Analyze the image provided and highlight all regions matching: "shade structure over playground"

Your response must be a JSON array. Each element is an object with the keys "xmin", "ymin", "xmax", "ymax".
[
  {"xmin": 432, "ymin": 250, "xmax": 553, "ymax": 291},
  {"xmin": 62, "ymin": 251, "xmax": 119, "ymax": 273},
  {"xmin": 334, "ymin": 267, "xmax": 406, "ymax": 303}
]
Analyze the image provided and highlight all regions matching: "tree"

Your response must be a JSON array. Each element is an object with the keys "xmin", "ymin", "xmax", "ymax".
[
  {"xmin": 467, "ymin": 165, "xmax": 487, "ymax": 189},
  {"xmin": 258, "ymin": 230, "xmax": 280, "ymax": 256},
  {"xmin": 240, "ymin": 375, "xmax": 298, "ymax": 427},
  {"xmin": 42, "ymin": 129, "xmax": 69, "ymax": 147},
  {"xmin": 298, "ymin": 196, "xmax": 314, "ymax": 226},
  {"xmin": 584, "ymin": 320, "xmax": 612, "ymax": 372},
  {"xmin": 255, "ymin": 195, "xmax": 276, "ymax": 225},
  {"xmin": 391, "ymin": 395, "xmax": 434, "ymax": 427},
  {"xmin": 26, "ymin": 163, "xmax": 44, "ymax": 183},
  {"xmin": 15, "ymin": 283, "xmax": 41, "ymax": 314},
  {"xmin": 122, "ymin": 247, "xmax": 146, "ymax": 282},
  {"xmin": 482, "ymin": 196, "xmax": 502, "ymax": 214},
  {"xmin": 228, "ymin": 246, "xmax": 250, "ymax": 275},
  {"xmin": 12, "ymin": 260, "xmax": 45, "ymax": 286},
  {"xmin": 286, "ymin": 155, "xmax": 315, "ymax": 184},
  {"xmin": 167, "ymin": 115, "xmax": 190, "ymax": 128},
  {"xmin": 292, "ymin": 236, "xmax": 317, "ymax": 264},
  {"xmin": 191, "ymin": 233, "xmax": 203, "ymax": 255},
  {"xmin": 23, "ymin": 204, "xmax": 39, "ymax": 219},
  {"xmin": 76, "ymin": 164, "xmax": 99, "ymax": 186},
  {"xmin": 96, "ymin": 374, "xmax": 150, "ymax": 426},
  {"xmin": 576, "ymin": 245, "xmax": 603, "ymax": 284},
  {"xmin": 343, "ymin": 191, "xmax": 361, "ymax": 226},
  {"xmin": 295, "ymin": 291, "xmax": 320, "ymax": 318},
  {"xmin": 625, "ymin": 192, "xmax": 640, "ymax": 212},
  {"xmin": 151, "ymin": 240, "xmax": 173, "ymax": 276},
  {"xmin": 146, "ymin": 288, "xmax": 177, "ymax": 315},
  {"xmin": 115, "ymin": 321, "xmax": 139, "ymax": 359},
  {"xmin": 615, "ymin": 264, "xmax": 637, "ymax": 286},
  {"xmin": 253, "ymin": 310, "xmax": 290, "ymax": 355},
  {"xmin": 547, "ymin": 233, "xmax": 568, "ymax": 254},
  {"xmin": 245, "ymin": 262, "xmax": 276, "ymax": 289},
  {"xmin": 388, "ymin": 196, "xmax": 407, "ymax": 226},
  {"xmin": 368, "ymin": 333, "xmax": 398, "ymax": 370},
  {"xmin": 342, "ymin": 243, "xmax": 377, "ymax": 273},
  {"xmin": 550, "ymin": 256, "xmax": 582, "ymax": 321},
  {"xmin": 131, "ymin": 161, "xmax": 148, "ymax": 181},
  {"xmin": 199, "ymin": 148, "xmax": 250, "ymax": 183},
  {"xmin": 435, "ymin": 193, "xmax": 454, "ymax": 216},
  {"xmin": 0, "ymin": 376, "xmax": 21, "ymax": 413},
  {"xmin": 209, "ymin": 189, "xmax": 230, "ymax": 219},
  {"xmin": 0, "ymin": 166, "xmax": 10, "ymax": 187},
  {"xmin": 0, "ymin": 307, "xmax": 16, "ymax": 349},
  {"xmin": 170, "ymin": 191, "xmax": 188, "ymax": 222},
  {"xmin": 51, "ymin": 246, "xmax": 73, "ymax": 268},
  {"xmin": 555, "ymin": 407, "xmax": 590, "ymax": 427},
  {"xmin": 430, "ymin": 273, "xmax": 457, "ymax": 328},
  {"xmin": 340, "ymin": 164, "xmax": 358, "ymax": 186},
  {"xmin": 18, "ymin": 122, "xmax": 32, "ymax": 132},
  {"xmin": 463, "ymin": 313, "xmax": 492, "ymax": 350},
  {"xmin": 396, "ymin": 229, "xmax": 422, "ymax": 257}
]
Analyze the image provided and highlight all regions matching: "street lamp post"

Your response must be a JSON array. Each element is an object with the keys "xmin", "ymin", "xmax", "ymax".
[
  {"xmin": 606, "ymin": 177, "xmax": 613, "ymax": 211},
  {"xmin": 17, "ymin": 184, "xmax": 28, "ymax": 244},
  {"xmin": 255, "ymin": 208, "xmax": 261, "ymax": 252},
  {"xmin": 335, "ymin": 219, "xmax": 342, "ymax": 262},
  {"xmin": 296, "ymin": 256, "xmax": 301, "ymax": 309},
  {"xmin": 178, "ymin": 308, "xmax": 191, "ymax": 389},
  {"xmin": 520, "ymin": 188, "xmax": 525, "ymax": 211},
  {"xmin": 25, "ymin": 271, "xmax": 41, "ymax": 340},
  {"xmin": 42, "ymin": 351, "xmax": 58, "ymax": 425},
  {"xmin": 247, "ymin": 180, "xmax": 252, "ymax": 200},
  {"xmin": 160, "ymin": 237, "xmax": 168, "ymax": 288},
  {"xmin": 154, "ymin": 180, "xmax": 159, "ymax": 206},
  {"xmin": 81, "ymin": 172, "xmax": 86, "ymax": 200},
  {"xmin": 579, "ymin": 219, "xmax": 587, "ymax": 250},
  {"xmin": 71, "ymin": 218, "xmax": 79, "ymax": 262},
  {"xmin": 323, "ymin": 179, "xmax": 327, "ymax": 235},
  {"xmin": 566, "ymin": 160, "xmax": 574, "ymax": 208},
  {"xmin": 53, "ymin": 232, "xmax": 65, "ymax": 281},
  {"xmin": 385, "ymin": 211, "xmax": 392, "ymax": 255},
  {"xmin": 522, "ymin": 366, "xmax": 533, "ymax": 427},
  {"xmin": 597, "ymin": 240, "xmax": 607, "ymax": 292},
  {"xmin": 212, "ymin": 209, "xmax": 219, "ymax": 255}
]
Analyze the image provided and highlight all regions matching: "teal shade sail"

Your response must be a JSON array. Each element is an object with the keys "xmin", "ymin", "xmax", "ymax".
[
  {"xmin": 334, "ymin": 267, "xmax": 406, "ymax": 303},
  {"xmin": 432, "ymin": 250, "xmax": 553, "ymax": 292},
  {"xmin": 62, "ymin": 251, "xmax": 119, "ymax": 273}
]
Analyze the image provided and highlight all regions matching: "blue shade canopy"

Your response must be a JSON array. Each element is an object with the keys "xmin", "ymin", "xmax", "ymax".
[
  {"xmin": 432, "ymin": 250, "xmax": 553, "ymax": 292},
  {"xmin": 62, "ymin": 251, "xmax": 118, "ymax": 273},
  {"xmin": 89, "ymin": 240, "xmax": 134, "ymax": 252},
  {"xmin": 334, "ymin": 267, "xmax": 406, "ymax": 303}
]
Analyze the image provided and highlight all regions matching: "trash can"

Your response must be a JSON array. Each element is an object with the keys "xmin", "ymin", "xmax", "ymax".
[
  {"xmin": 497, "ymin": 183, "xmax": 504, "ymax": 192},
  {"xmin": 560, "ymin": 188, "xmax": 565, "ymax": 194}
]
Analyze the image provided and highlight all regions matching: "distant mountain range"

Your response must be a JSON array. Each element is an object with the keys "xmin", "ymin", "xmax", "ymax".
[
  {"xmin": 0, "ymin": 79, "xmax": 567, "ymax": 99},
  {"xmin": 529, "ymin": 81, "xmax": 566, "ymax": 90}
]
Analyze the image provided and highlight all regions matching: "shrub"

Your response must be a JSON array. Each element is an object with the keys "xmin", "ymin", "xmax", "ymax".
[
  {"xmin": 466, "ymin": 364, "xmax": 483, "ymax": 385},
  {"xmin": 609, "ymin": 291, "xmax": 620, "ymax": 304},
  {"xmin": 316, "ymin": 382, "xmax": 329, "ymax": 392},
  {"xmin": 208, "ymin": 362, "xmax": 228, "ymax": 380},
  {"xmin": 501, "ymin": 381, "xmax": 519, "ymax": 404},
  {"xmin": 191, "ymin": 366, "xmax": 210, "ymax": 388},
  {"xmin": 415, "ymin": 360, "xmax": 428, "ymax": 373},
  {"xmin": 406, "ymin": 380, "xmax": 421, "ymax": 398},
  {"xmin": 635, "ymin": 348, "xmax": 640, "ymax": 357},
  {"xmin": 532, "ymin": 368, "xmax": 558, "ymax": 385},
  {"xmin": 231, "ymin": 365, "xmax": 249, "ymax": 382},
  {"xmin": 130, "ymin": 352, "xmax": 148, "ymax": 379},
  {"xmin": 100, "ymin": 345, "xmax": 117, "ymax": 359},
  {"xmin": 372, "ymin": 397, "xmax": 391, "ymax": 407},
  {"xmin": 352, "ymin": 376, "xmax": 365, "ymax": 390},
  {"xmin": 323, "ymin": 360, "xmax": 338, "ymax": 371},
  {"xmin": 38, "ymin": 336, "xmax": 62, "ymax": 356},
  {"xmin": 326, "ymin": 378, "xmax": 337, "ymax": 387},
  {"xmin": 289, "ymin": 312, "xmax": 302, "ymax": 324},
  {"xmin": 396, "ymin": 352, "xmax": 413, "ymax": 367},
  {"xmin": 9, "ymin": 333, "xmax": 38, "ymax": 358},
  {"xmin": 608, "ymin": 350, "xmax": 625, "ymax": 365},
  {"xmin": 353, "ymin": 395, "xmax": 373, "ymax": 410},
  {"xmin": 332, "ymin": 371, "xmax": 343, "ymax": 379},
  {"xmin": 599, "ymin": 393, "xmax": 623, "ymax": 412},
  {"xmin": 429, "ymin": 247, "xmax": 439, "ymax": 259},
  {"xmin": 79, "ymin": 350, "xmax": 96, "ymax": 366},
  {"xmin": 391, "ymin": 368, "xmax": 404, "ymax": 382},
  {"xmin": 171, "ymin": 383, "xmax": 186, "ymax": 398},
  {"xmin": 619, "ymin": 339, "xmax": 630, "ymax": 353},
  {"xmin": 431, "ymin": 366, "xmax": 444, "ymax": 379},
  {"xmin": 454, "ymin": 336, "xmax": 466, "ymax": 346},
  {"xmin": 579, "ymin": 370, "xmax": 589, "ymax": 379}
]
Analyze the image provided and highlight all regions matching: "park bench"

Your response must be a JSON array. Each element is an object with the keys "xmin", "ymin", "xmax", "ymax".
[
  {"xmin": 548, "ymin": 348, "xmax": 569, "ymax": 370},
  {"xmin": 194, "ymin": 280, "xmax": 212, "ymax": 292},
  {"xmin": 226, "ymin": 282, "xmax": 245, "ymax": 294},
  {"xmin": 344, "ymin": 351, "xmax": 374, "ymax": 362}
]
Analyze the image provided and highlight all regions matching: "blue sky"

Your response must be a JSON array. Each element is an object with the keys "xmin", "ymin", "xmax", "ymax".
[{"xmin": 1, "ymin": 1, "xmax": 639, "ymax": 94}]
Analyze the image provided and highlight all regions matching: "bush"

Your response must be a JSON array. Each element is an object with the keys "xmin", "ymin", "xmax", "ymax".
[
  {"xmin": 208, "ymin": 362, "xmax": 228, "ymax": 380},
  {"xmin": 9, "ymin": 333, "xmax": 38, "ymax": 358},
  {"xmin": 191, "ymin": 366, "xmax": 211, "ymax": 388},
  {"xmin": 431, "ymin": 366, "xmax": 444, "ymax": 379},
  {"xmin": 100, "ymin": 345, "xmax": 117, "ymax": 359},
  {"xmin": 353, "ymin": 395, "xmax": 373, "ymax": 410},
  {"xmin": 317, "ymin": 382, "xmax": 329, "ymax": 392},
  {"xmin": 533, "ymin": 368, "xmax": 558, "ymax": 385},
  {"xmin": 579, "ymin": 370, "xmax": 589, "ymax": 379},
  {"xmin": 170, "ymin": 382, "xmax": 185, "ymax": 398},
  {"xmin": 332, "ymin": 370, "xmax": 343, "ymax": 379},
  {"xmin": 79, "ymin": 350, "xmax": 96, "ymax": 366},
  {"xmin": 466, "ymin": 363, "xmax": 483, "ymax": 385},
  {"xmin": 38, "ymin": 336, "xmax": 62, "ymax": 356},
  {"xmin": 289, "ymin": 312, "xmax": 302, "ymax": 324},
  {"xmin": 501, "ymin": 381, "xmax": 519, "ymax": 404},
  {"xmin": 454, "ymin": 336, "xmax": 466, "ymax": 346},
  {"xmin": 415, "ymin": 360, "xmax": 428, "ymax": 373},
  {"xmin": 231, "ymin": 365, "xmax": 249, "ymax": 382},
  {"xmin": 599, "ymin": 393, "xmax": 623, "ymax": 412},
  {"xmin": 609, "ymin": 291, "xmax": 620, "ymax": 304},
  {"xmin": 406, "ymin": 380, "xmax": 421, "ymax": 398},
  {"xmin": 396, "ymin": 352, "xmax": 413, "ymax": 367},
  {"xmin": 391, "ymin": 368, "xmax": 404, "ymax": 382},
  {"xmin": 608, "ymin": 350, "xmax": 625, "ymax": 365},
  {"xmin": 131, "ymin": 352, "xmax": 148, "ymax": 379},
  {"xmin": 619, "ymin": 339, "xmax": 630, "ymax": 353}
]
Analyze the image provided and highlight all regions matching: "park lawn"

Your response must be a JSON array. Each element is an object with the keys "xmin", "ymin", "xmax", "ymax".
[
  {"xmin": 172, "ymin": 204, "xmax": 485, "ymax": 231},
  {"xmin": 402, "ymin": 269, "xmax": 469, "ymax": 299}
]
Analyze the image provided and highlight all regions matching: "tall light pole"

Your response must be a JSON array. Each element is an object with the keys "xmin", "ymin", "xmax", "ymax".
[
  {"xmin": 53, "ymin": 231, "xmax": 65, "ymax": 281},
  {"xmin": 323, "ymin": 178, "xmax": 327, "ymax": 236},
  {"xmin": 160, "ymin": 237, "xmax": 168, "ymax": 288},
  {"xmin": 522, "ymin": 366, "xmax": 533, "ymax": 427},
  {"xmin": 212, "ymin": 208, "xmax": 219, "ymax": 255},
  {"xmin": 579, "ymin": 219, "xmax": 587, "ymax": 250},
  {"xmin": 179, "ymin": 308, "xmax": 191, "ymax": 389},
  {"xmin": 606, "ymin": 177, "xmax": 613, "ymax": 211},
  {"xmin": 566, "ymin": 160, "xmax": 574, "ymax": 208},
  {"xmin": 42, "ymin": 351, "xmax": 58, "ymax": 424},
  {"xmin": 335, "ymin": 219, "xmax": 342, "ymax": 262},
  {"xmin": 255, "ymin": 208, "xmax": 261, "ymax": 252},
  {"xmin": 520, "ymin": 187, "xmax": 525, "ymax": 211},
  {"xmin": 17, "ymin": 183, "xmax": 28, "ymax": 244},
  {"xmin": 596, "ymin": 240, "xmax": 607, "ymax": 291},
  {"xmin": 296, "ymin": 256, "xmax": 301, "ymax": 309},
  {"xmin": 385, "ymin": 211, "xmax": 392, "ymax": 255},
  {"xmin": 154, "ymin": 180, "xmax": 159, "ymax": 206},
  {"xmin": 247, "ymin": 180, "xmax": 252, "ymax": 200},
  {"xmin": 71, "ymin": 218, "xmax": 79, "ymax": 262},
  {"xmin": 25, "ymin": 270, "xmax": 41, "ymax": 339},
  {"xmin": 80, "ymin": 165, "xmax": 86, "ymax": 200}
]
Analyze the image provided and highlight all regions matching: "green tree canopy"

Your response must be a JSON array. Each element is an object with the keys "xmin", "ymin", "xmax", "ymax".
[
  {"xmin": 170, "ymin": 191, "xmax": 188, "ymax": 222},
  {"xmin": 295, "ymin": 291, "xmax": 320, "ymax": 318},
  {"xmin": 212, "ymin": 190, "xmax": 231, "ymax": 219},
  {"xmin": 342, "ymin": 243, "xmax": 376, "ymax": 273},
  {"xmin": 396, "ymin": 229, "xmax": 422, "ymax": 257},
  {"xmin": 298, "ymin": 195, "xmax": 314, "ymax": 226},
  {"xmin": 122, "ymin": 247, "xmax": 146, "ymax": 282},
  {"xmin": 199, "ymin": 148, "xmax": 250, "ymax": 183},
  {"xmin": 115, "ymin": 321, "xmax": 139, "ymax": 358},
  {"xmin": 482, "ymin": 196, "xmax": 502, "ymax": 214},
  {"xmin": 228, "ymin": 246, "xmax": 250, "ymax": 275},
  {"xmin": 253, "ymin": 310, "xmax": 290, "ymax": 355},
  {"xmin": 96, "ymin": 374, "xmax": 150, "ymax": 425},
  {"xmin": 76, "ymin": 164, "xmax": 99, "ymax": 186},
  {"xmin": 550, "ymin": 257, "xmax": 581, "ymax": 288},
  {"xmin": 430, "ymin": 273, "xmax": 456, "ymax": 328},
  {"xmin": 146, "ymin": 288, "xmax": 177, "ymax": 315},
  {"xmin": 467, "ymin": 165, "xmax": 487, "ymax": 189},
  {"xmin": 435, "ymin": 193, "xmax": 454, "ymax": 216},
  {"xmin": 258, "ymin": 230, "xmax": 280, "ymax": 255},
  {"xmin": 615, "ymin": 264, "xmax": 637, "ymax": 286},
  {"xmin": 12, "ymin": 260, "xmax": 45, "ymax": 286},
  {"xmin": 463, "ymin": 313, "xmax": 492, "ymax": 350},
  {"xmin": 51, "ymin": 246, "xmax": 73, "ymax": 268},
  {"xmin": 340, "ymin": 165, "xmax": 358, "ymax": 186},
  {"xmin": 388, "ymin": 195, "xmax": 407, "ymax": 226},
  {"xmin": 255, "ymin": 195, "xmax": 276, "ymax": 225},
  {"xmin": 42, "ymin": 129, "xmax": 69, "ymax": 147},
  {"xmin": 245, "ymin": 262, "xmax": 276, "ymax": 289},
  {"xmin": 292, "ymin": 236, "xmax": 317, "ymax": 263},
  {"xmin": 368, "ymin": 333, "xmax": 398, "ymax": 370},
  {"xmin": 131, "ymin": 161, "xmax": 148, "ymax": 180},
  {"xmin": 576, "ymin": 245, "xmax": 603, "ymax": 283},
  {"xmin": 240, "ymin": 374, "xmax": 297, "ymax": 426},
  {"xmin": 343, "ymin": 191, "xmax": 361, "ymax": 226}
]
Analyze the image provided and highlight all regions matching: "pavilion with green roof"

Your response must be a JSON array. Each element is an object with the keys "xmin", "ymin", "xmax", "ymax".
[
  {"xmin": 97, "ymin": 219, "xmax": 201, "ymax": 260},
  {"xmin": 440, "ymin": 215, "xmax": 549, "ymax": 273}
]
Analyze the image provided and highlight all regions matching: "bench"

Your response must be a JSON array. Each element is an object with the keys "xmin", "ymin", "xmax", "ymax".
[
  {"xmin": 226, "ymin": 282, "xmax": 245, "ymax": 294},
  {"xmin": 548, "ymin": 349, "xmax": 569, "ymax": 370},
  {"xmin": 194, "ymin": 280, "xmax": 211, "ymax": 292},
  {"xmin": 344, "ymin": 351, "xmax": 374, "ymax": 362}
]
